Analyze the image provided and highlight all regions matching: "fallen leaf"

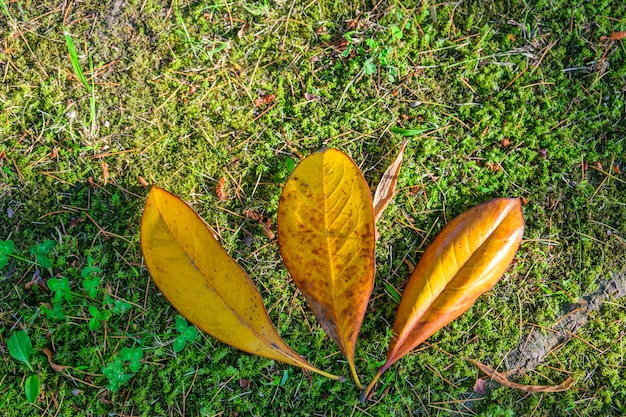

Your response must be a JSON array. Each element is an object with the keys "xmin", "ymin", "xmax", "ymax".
[
  {"xmin": 468, "ymin": 359, "xmax": 574, "ymax": 393},
  {"xmin": 101, "ymin": 161, "xmax": 110, "ymax": 186},
  {"xmin": 41, "ymin": 347, "xmax": 70, "ymax": 372},
  {"xmin": 243, "ymin": 209, "xmax": 262, "ymax": 222},
  {"xmin": 261, "ymin": 218, "xmax": 275, "ymax": 240},
  {"xmin": 601, "ymin": 31, "xmax": 626, "ymax": 41},
  {"xmin": 304, "ymin": 92, "xmax": 320, "ymax": 101},
  {"xmin": 278, "ymin": 149, "xmax": 376, "ymax": 388},
  {"xmin": 254, "ymin": 93, "xmax": 276, "ymax": 107},
  {"xmin": 243, "ymin": 209, "xmax": 275, "ymax": 240},
  {"xmin": 363, "ymin": 198, "xmax": 524, "ymax": 400},
  {"xmin": 141, "ymin": 187, "xmax": 343, "ymax": 381},
  {"xmin": 473, "ymin": 377, "xmax": 488, "ymax": 396},
  {"xmin": 216, "ymin": 177, "xmax": 227, "ymax": 201},
  {"xmin": 373, "ymin": 140, "xmax": 408, "ymax": 223}
]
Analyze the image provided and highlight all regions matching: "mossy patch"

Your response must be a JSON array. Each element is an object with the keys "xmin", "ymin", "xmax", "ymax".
[{"xmin": 1, "ymin": 0, "xmax": 625, "ymax": 415}]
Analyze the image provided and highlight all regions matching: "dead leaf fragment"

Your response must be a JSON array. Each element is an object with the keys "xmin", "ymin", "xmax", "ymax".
[
  {"xmin": 216, "ymin": 177, "xmax": 228, "ymax": 201},
  {"xmin": 261, "ymin": 218, "xmax": 274, "ymax": 240},
  {"xmin": 243, "ymin": 209, "xmax": 275, "ymax": 240},
  {"xmin": 101, "ymin": 161, "xmax": 110, "ymax": 185},
  {"xmin": 25, "ymin": 269, "xmax": 48, "ymax": 292},
  {"xmin": 373, "ymin": 140, "xmax": 408, "ymax": 223},
  {"xmin": 304, "ymin": 92, "xmax": 320, "ymax": 101},
  {"xmin": 42, "ymin": 347, "xmax": 71, "ymax": 372},
  {"xmin": 468, "ymin": 359, "xmax": 574, "ymax": 393},
  {"xmin": 254, "ymin": 93, "xmax": 276, "ymax": 107},
  {"xmin": 243, "ymin": 209, "xmax": 262, "ymax": 222},
  {"xmin": 601, "ymin": 31, "xmax": 626, "ymax": 41},
  {"xmin": 473, "ymin": 378, "xmax": 488, "ymax": 396}
]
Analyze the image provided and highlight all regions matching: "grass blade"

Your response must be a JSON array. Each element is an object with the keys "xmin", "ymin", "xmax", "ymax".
[
  {"xmin": 63, "ymin": 26, "xmax": 92, "ymax": 92},
  {"xmin": 0, "ymin": 0, "xmax": 12, "ymax": 22},
  {"xmin": 389, "ymin": 127, "xmax": 431, "ymax": 136}
]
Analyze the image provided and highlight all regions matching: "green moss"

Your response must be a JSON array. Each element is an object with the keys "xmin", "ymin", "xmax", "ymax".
[{"xmin": 1, "ymin": 0, "xmax": 625, "ymax": 415}]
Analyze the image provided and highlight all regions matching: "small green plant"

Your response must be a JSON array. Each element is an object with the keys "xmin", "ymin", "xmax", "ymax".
[
  {"xmin": 173, "ymin": 316, "xmax": 198, "ymax": 353},
  {"xmin": 81, "ymin": 256, "xmax": 102, "ymax": 298},
  {"xmin": 266, "ymin": 370, "xmax": 289, "ymax": 387},
  {"xmin": 0, "ymin": 239, "xmax": 14, "ymax": 269},
  {"xmin": 47, "ymin": 276, "xmax": 73, "ymax": 303},
  {"xmin": 88, "ymin": 305, "xmax": 111, "ymax": 330},
  {"xmin": 102, "ymin": 357, "xmax": 134, "ymax": 392},
  {"xmin": 102, "ymin": 346, "xmax": 143, "ymax": 392},
  {"xmin": 41, "ymin": 302, "xmax": 66, "ymax": 320},
  {"xmin": 343, "ymin": 22, "xmax": 409, "ymax": 82},
  {"xmin": 0, "ymin": 0, "xmax": 13, "ymax": 24},
  {"xmin": 41, "ymin": 276, "xmax": 69, "ymax": 318},
  {"xmin": 30, "ymin": 240, "xmax": 55, "ymax": 269},
  {"xmin": 24, "ymin": 376, "xmax": 40, "ymax": 404},
  {"xmin": 121, "ymin": 347, "xmax": 143, "ymax": 373},
  {"xmin": 7, "ymin": 330, "xmax": 40, "ymax": 403},
  {"xmin": 105, "ymin": 294, "xmax": 132, "ymax": 314}
]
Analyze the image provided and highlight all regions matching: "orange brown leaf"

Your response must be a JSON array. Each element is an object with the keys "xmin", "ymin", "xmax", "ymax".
[
  {"xmin": 363, "ymin": 198, "xmax": 524, "ymax": 400},
  {"xmin": 216, "ymin": 177, "xmax": 227, "ymax": 201}
]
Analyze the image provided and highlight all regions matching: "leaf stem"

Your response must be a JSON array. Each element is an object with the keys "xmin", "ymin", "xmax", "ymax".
[
  {"xmin": 8, "ymin": 254, "xmax": 35, "ymax": 264},
  {"xmin": 311, "ymin": 367, "xmax": 346, "ymax": 382},
  {"xmin": 360, "ymin": 370, "xmax": 383, "ymax": 402},
  {"xmin": 348, "ymin": 361, "xmax": 364, "ymax": 389}
]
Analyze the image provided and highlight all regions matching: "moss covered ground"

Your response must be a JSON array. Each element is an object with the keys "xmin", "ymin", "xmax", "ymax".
[{"xmin": 1, "ymin": 0, "xmax": 625, "ymax": 415}]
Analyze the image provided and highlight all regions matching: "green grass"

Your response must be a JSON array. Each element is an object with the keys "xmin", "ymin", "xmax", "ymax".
[{"xmin": 1, "ymin": 0, "xmax": 625, "ymax": 415}]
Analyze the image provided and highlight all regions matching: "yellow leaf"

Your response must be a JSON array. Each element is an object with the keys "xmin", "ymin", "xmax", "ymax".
[
  {"xmin": 363, "ymin": 197, "xmax": 524, "ymax": 400},
  {"xmin": 141, "ymin": 186, "xmax": 342, "ymax": 381},
  {"xmin": 278, "ymin": 149, "xmax": 376, "ymax": 388}
]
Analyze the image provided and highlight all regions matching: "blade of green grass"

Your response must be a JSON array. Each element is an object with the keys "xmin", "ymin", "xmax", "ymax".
[
  {"xmin": 0, "ymin": 0, "xmax": 12, "ymax": 22},
  {"xmin": 390, "ymin": 127, "xmax": 432, "ymax": 136},
  {"xmin": 63, "ymin": 26, "xmax": 92, "ymax": 93}
]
